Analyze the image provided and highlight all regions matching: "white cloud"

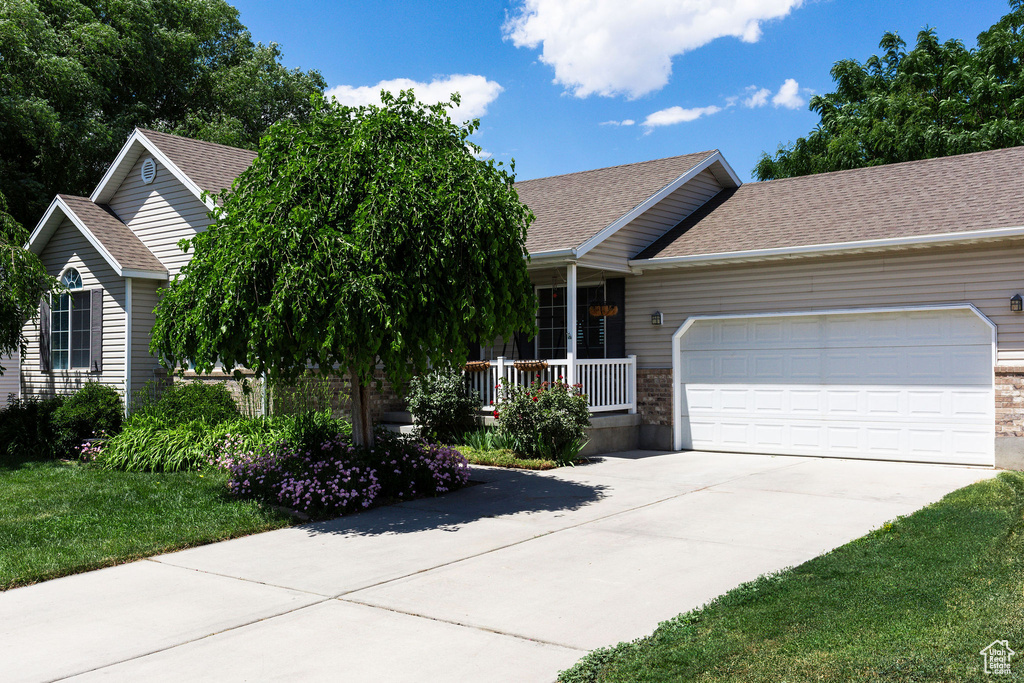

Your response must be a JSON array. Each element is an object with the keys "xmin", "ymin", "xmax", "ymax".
[
  {"xmin": 772, "ymin": 78, "xmax": 805, "ymax": 109},
  {"xmin": 642, "ymin": 105, "xmax": 722, "ymax": 129},
  {"xmin": 325, "ymin": 74, "xmax": 503, "ymax": 123},
  {"xmin": 743, "ymin": 87, "xmax": 771, "ymax": 108},
  {"xmin": 600, "ymin": 119, "xmax": 636, "ymax": 126},
  {"xmin": 504, "ymin": 0, "xmax": 804, "ymax": 98},
  {"xmin": 473, "ymin": 148, "xmax": 493, "ymax": 160}
]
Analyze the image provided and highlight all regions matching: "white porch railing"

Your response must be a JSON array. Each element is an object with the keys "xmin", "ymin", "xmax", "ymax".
[{"xmin": 468, "ymin": 355, "xmax": 637, "ymax": 414}]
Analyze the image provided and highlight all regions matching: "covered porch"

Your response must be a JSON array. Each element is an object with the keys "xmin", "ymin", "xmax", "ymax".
[{"xmin": 468, "ymin": 262, "xmax": 637, "ymax": 414}]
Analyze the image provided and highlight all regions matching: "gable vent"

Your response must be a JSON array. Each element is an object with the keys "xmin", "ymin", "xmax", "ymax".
[{"xmin": 140, "ymin": 157, "xmax": 157, "ymax": 184}]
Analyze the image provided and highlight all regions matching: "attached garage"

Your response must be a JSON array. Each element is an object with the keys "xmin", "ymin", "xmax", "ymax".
[{"xmin": 672, "ymin": 306, "xmax": 995, "ymax": 465}]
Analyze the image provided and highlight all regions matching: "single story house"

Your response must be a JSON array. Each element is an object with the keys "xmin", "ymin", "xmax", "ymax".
[{"xmin": 19, "ymin": 128, "xmax": 1024, "ymax": 469}]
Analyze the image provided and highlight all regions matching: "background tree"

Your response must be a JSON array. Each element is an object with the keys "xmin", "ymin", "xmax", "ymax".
[
  {"xmin": 755, "ymin": 0, "xmax": 1024, "ymax": 180},
  {"xmin": 151, "ymin": 91, "xmax": 537, "ymax": 446},
  {"xmin": 0, "ymin": 0, "xmax": 325, "ymax": 228},
  {"xmin": 0, "ymin": 191, "xmax": 57, "ymax": 374}
]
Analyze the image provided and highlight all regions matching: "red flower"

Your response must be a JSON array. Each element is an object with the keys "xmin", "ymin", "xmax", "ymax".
[
  {"xmin": 532, "ymin": 396, "xmax": 538, "ymax": 402},
  {"xmin": 493, "ymin": 410, "xmax": 499, "ymax": 418}
]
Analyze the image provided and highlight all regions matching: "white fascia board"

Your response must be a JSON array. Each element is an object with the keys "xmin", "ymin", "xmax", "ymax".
[
  {"xmin": 26, "ymin": 196, "xmax": 63, "ymax": 252},
  {"xmin": 27, "ymin": 197, "xmax": 127, "ymax": 277},
  {"xmin": 576, "ymin": 151, "xmax": 739, "ymax": 260},
  {"xmin": 525, "ymin": 248, "xmax": 578, "ymax": 265},
  {"xmin": 122, "ymin": 269, "xmax": 169, "ymax": 280},
  {"xmin": 630, "ymin": 225, "xmax": 1024, "ymax": 272},
  {"xmin": 90, "ymin": 129, "xmax": 216, "ymax": 210}
]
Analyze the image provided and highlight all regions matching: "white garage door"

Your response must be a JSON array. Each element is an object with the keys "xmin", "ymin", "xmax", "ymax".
[{"xmin": 675, "ymin": 308, "xmax": 994, "ymax": 465}]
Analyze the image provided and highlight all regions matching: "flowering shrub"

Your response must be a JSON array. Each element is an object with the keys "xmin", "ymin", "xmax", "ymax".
[
  {"xmin": 495, "ymin": 379, "xmax": 590, "ymax": 464},
  {"xmin": 209, "ymin": 429, "xmax": 471, "ymax": 518}
]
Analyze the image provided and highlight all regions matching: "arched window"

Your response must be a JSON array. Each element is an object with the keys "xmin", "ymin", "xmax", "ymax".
[{"xmin": 51, "ymin": 269, "xmax": 92, "ymax": 370}]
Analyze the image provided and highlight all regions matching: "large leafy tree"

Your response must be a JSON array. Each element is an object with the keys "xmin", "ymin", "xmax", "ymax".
[
  {"xmin": 0, "ymin": 0, "xmax": 326, "ymax": 228},
  {"xmin": 0, "ymin": 192, "xmax": 57, "ymax": 374},
  {"xmin": 151, "ymin": 91, "xmax": 537, "ymax": 445},
  {"xmin": 755, "ymin": 0, "xmax": 1024, "ymax": 180}
]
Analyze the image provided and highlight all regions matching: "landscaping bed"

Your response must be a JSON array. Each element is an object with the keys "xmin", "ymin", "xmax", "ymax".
[
  {"xmin": 559, "ymin": 471, "xmax": 1024, "ymax": 682},
  {"xmin": 0, "ymin": 381, "xmax": 474, "ymax": 589}
]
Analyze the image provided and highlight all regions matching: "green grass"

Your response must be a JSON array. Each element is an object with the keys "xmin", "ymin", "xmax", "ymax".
[
  {"xmin": 0, "ymin": 460, "xmax": 291, "ymax": 590},
  {"xmin": 560, "ymin": 471, "xmax": 1024, "ymax": 683},
  {"xmin": 457, "ymin": 446, "xmax": 558, "ymax": 470}
]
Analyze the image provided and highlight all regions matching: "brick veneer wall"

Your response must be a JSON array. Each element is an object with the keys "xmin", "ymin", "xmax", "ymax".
[
  {"xmin": 637, "ymin": 367, "xmax": 673, "ymax": 427},
  {"xmin": 996, "ymin": 367, "xmax": 1024, "ymax": 437}
]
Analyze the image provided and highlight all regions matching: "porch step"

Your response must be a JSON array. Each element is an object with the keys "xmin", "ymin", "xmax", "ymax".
[
  {"xmin": 382, "ymin": 411, "xmax": 414, "ymax": 424},
  {"xmin": 381, "ymin": 423, "xmax": 418, "ymax": 435}
]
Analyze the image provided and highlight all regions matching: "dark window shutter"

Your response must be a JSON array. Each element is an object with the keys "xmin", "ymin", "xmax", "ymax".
[
  {"xmin": 514, "ymin": 331, "xmax": 536, "ymax": 360},
  {"xmin": 39, "ymin": 299, "xmax": 51, "ymax": 372},
  {"xmin": 90, "ymin": 289, "xmax": 103, "ymax": 373},
  {"xmin": 606, "ymin": 278, "xmax": 626, "ymax": 358}
]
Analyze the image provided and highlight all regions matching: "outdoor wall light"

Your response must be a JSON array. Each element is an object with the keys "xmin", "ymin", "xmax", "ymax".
[
  {"xmin": 1013, "ymin": 294, "xmax": 1023, "ymax": 312},
  {"xmin": 651, "ymin": 311, "xmax": 663, "ymax": 326}
]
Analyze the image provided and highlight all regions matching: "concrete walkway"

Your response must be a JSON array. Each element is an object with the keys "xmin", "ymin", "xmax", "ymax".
[{"xmin": 0, "ymin": 451, "xmax": 995, "ymax": 682}]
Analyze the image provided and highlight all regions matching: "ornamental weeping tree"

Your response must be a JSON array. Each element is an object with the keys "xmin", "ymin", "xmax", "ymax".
[{"xmin": 151, "ymin": 91, "xmax": 536, "ymax": 445}]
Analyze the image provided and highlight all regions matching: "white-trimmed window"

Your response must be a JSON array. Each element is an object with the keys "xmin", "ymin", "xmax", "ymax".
[{"xmin": 51, "ymin": 269, "xmax": 92, "ymax": 370}]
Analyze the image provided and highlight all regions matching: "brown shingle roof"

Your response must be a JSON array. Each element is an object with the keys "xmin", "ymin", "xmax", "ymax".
[
  {"xmin": 515, "ymin": 151, "xmax": 717, "ymax": 254},
  {"xmin": 138, "ymin": 129, "xmax": 256, "ymax": 195},
  {"xmin": 59, "ymin": 195, "xmax": 166, "ymax": 274},
  {"xmin": 637, "ymin": 146, "xmax": 1024, "ymax": 261}
]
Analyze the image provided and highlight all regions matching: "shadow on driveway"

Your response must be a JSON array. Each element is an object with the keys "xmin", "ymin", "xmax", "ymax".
[{"xmin": 300, "ymin": 467, "xmax": 610, "ymax": 538}]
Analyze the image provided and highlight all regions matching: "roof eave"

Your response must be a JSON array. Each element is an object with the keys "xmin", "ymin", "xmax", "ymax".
[{"xmin": 629, "ymin": 225, "xmax": 1024, "ymax": 272}]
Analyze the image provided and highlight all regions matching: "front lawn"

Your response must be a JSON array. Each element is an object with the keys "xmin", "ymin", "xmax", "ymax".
[
  {"xmin": 0, "ymin": 460, "xmax": 291, "ymax": 590},
  {"xmin": 561, "ymin": 471, "xmax": 1024, "ymax": 682}
]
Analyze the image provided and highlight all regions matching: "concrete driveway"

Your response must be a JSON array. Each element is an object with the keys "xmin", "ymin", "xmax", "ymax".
[{"xmin": 0, "ymin": 451, "xmax": 995, "ymax": 682}]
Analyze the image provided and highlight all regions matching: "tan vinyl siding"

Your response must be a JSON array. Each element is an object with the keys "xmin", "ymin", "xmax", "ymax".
[
  {"xmin": 579, "ymin": 169, "xmax": 722, "ymax": 271},
  {"xmin": 0, "ymin": 352, "xmax": 18, "ymax": 400},
  {"xmin": 625, "ymin": 241, "xmax": 1024, "ymax": 368},
  {"xmin": 22, "ymin": 219, "xmax": 126, "ymax": 397},
  {"xmin": 131, "ymin": 279, "xmax": 164, "ymax": 397},
  {"xmin": 108, "ymin": 155, "xmax": 211, "ymax": 277}
]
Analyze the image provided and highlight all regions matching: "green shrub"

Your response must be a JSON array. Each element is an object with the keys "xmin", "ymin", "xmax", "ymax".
[
  {"xmin": 133, "ymin": 380, "xmax": 240, "ymax": 426},
  {"xmin": 406, "ymin": 369, "xmax": 480, "ymax": 443},
  {"xmin": 0, "ymin": 395, "xmax": 66, "ymax": 464},
  {"xmin": 495, "ymin": 379, "xmax": 590, "ymax": 464},
  {"xmin": 52, "ymin": 383, "xmax": 123, "ymax": 456}
]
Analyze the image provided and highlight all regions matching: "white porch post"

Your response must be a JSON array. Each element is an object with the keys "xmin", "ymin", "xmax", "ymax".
[
  {"xmin": 124, "ymin": 277, "xmax": 132, "ymax": 419},
  {"xmin": 566, "ymin": 262, "xmax": 577, "ymax": 386}
]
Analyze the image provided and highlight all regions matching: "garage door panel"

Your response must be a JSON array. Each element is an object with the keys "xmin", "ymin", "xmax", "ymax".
[{"xmin": 677, "ymin": 309, "xmax": 994, "ymax": 465}]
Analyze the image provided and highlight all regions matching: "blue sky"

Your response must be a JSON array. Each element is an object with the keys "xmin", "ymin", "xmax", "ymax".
[{"xmin": 231, "ymin": 0, "xmax": 1014, "ymax": 183}]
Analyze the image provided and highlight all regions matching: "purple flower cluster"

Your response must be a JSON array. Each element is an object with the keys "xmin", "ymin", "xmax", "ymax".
[
  {"xmin": 76, "ymin": 432, "xmax": 107, "ymax": 462},
  {"xmin": 209, "ymin": 432, "xmax": 470, "ymax": 519}
]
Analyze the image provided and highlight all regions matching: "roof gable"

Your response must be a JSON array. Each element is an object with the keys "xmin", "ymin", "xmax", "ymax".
[
  {"xmin": 27, "ymin": 195, "xmax": 167, "ymax": 279},
  {"xmin": 90, "ymin": 128, "xmax": 256, "ymax": 208},
  {"xmin": 636, "ymin": 146, "xmax": 1024, "ymax": 265},
  {"xmin": 515, "ymin": 151, "xmax": 739, "ymax": 259}
]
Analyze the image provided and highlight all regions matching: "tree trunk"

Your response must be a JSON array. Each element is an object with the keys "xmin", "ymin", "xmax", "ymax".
[{"xmin": 350, "ymin": 367, "xmax": 374, "ymax": 447}]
